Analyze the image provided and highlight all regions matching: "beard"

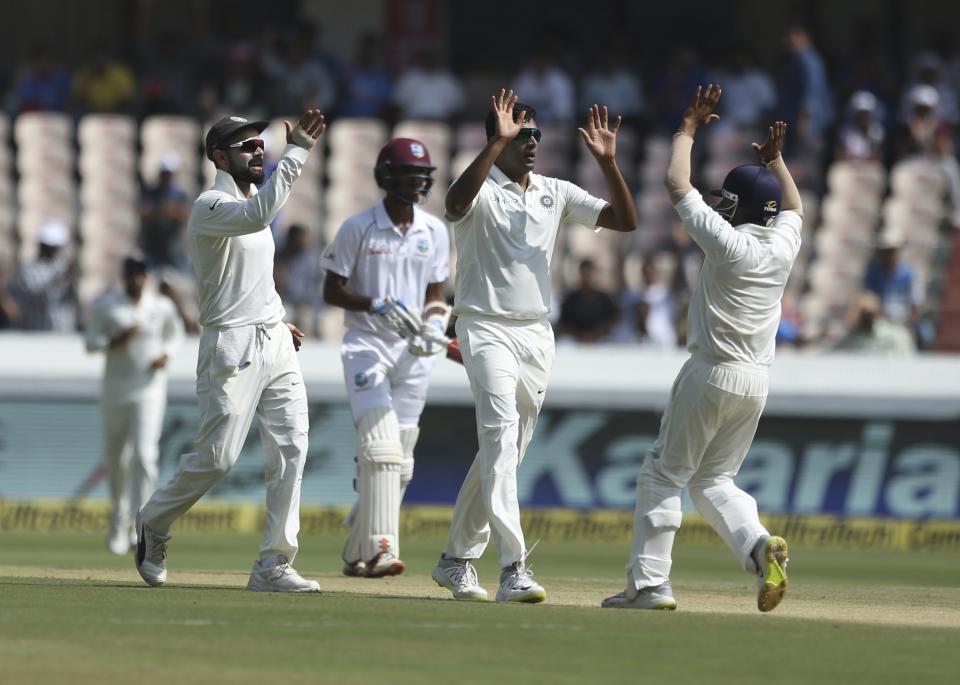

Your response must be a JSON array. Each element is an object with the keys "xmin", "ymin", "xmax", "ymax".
[{"xmin": 228, "ymin": 157, "xmax": 264, "ymax": 184}]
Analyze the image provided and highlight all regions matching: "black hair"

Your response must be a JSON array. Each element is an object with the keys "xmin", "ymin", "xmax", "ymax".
[{"xmin": 485, "ymin": 102, "xmax": 537, "ymax": 139}]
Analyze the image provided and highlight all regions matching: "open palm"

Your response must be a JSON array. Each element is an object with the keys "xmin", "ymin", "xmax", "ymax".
[{"xmin": 579, "ymin": 105, "xmax": 620, "ymax": 161}]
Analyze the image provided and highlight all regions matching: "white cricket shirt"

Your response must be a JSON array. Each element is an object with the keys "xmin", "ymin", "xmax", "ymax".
[
  {"xmin": 675, "ymin": 189, "xmax": 802, "ymax": 371},
  {"xmin": 451, "ymin": 164, "xmax": 606, "ymax": 320},
  {"xmin": 188, "ymin": 144, "xmax": 310, "ymax": 328},
  {"xmin": 322, "ymin": 201, "xmax": 450, "ymax": 338},
  {"xmin": 85, "ymin": 290, "xmax": 184, "ymax": 401}
]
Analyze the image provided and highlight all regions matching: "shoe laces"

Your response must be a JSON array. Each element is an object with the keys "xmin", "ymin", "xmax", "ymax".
[
  {"xmin": 264, "ymin": 555, "xmax": 296, "ymax": 581},
  {"xmin": 447, "ymin": 559, "xmax": 480, "ymax": 588}
]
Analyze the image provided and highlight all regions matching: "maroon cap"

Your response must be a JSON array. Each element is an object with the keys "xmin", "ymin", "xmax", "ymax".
[{"xmin": 376, "ymin": 138, "xmax": 435, "ymax": 169}]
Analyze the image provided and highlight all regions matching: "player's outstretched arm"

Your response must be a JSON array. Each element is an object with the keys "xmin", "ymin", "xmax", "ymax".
[
  {"xmin": 580, "ymin": 104, "xmax": 638, "ymax": 232},
  {"xmin": 445, "ymin": 89, "xmax": 525, "ymax": 221},
  {"xmin": 665, "ymin": 85, "xmax": 721, "ymax": 204},
  {"xmin": 753, "ymin": 121, "xmax": 804, "ymax": 217}
]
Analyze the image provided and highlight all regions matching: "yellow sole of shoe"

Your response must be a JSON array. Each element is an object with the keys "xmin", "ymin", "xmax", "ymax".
[{"xmin": 758, "ymin": 536, "xmax": 789, "ymax": 613}]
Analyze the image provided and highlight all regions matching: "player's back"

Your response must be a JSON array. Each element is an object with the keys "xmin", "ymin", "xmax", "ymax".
[{"xmin": 684, "ymin": 207, "xmax": 803, "ymax": 368}]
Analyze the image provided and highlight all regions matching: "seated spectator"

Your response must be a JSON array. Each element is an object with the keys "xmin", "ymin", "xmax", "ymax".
[
  {"xmin": 339, "ymin": 33, "xmax": 392, "ymax": 118},
  {"xmin": 651, "ymin": 45, "xmax": 705, "ymax": 133},
  {"xmin": 13, "ymin": 43, "xmax": 71, "ymax": 113},
  {"xmin": 611, "ymin": 255, "xmax": 678, "ymax": 348},
  {"xmin": 139, "ymin": 155, "xmax": 191, "ymax": 271},
  {"xmin": 832, "ymin": 292, "xmax": 915, "ymax": 355},
  {"xmin": 139, "ymin": 34, "xmax": 195, "ymax": 116},
  {"xmin": 72, "ymin": 43, "xmax": 136, "ymax": 113},
  {"xmin": 837, "ymin": 91, "xmax": 885, "ymax": 161},
  {"xmin": 863, "ymin": 230, "xmax": 923, "ymax": 328},
  {"xmin": 6, "ymin": 220, "xmax": 76, "ymax": 332},
  {"xmin": 513, "ymin": 50, "xmax": 575, "ymax": 125},
  {"xmin": 262, "ymin": 29, "xmax": 337, "ymax": 115},
  {"xmin": 274, "ymin": 224, "xmax": 324, "ymax": 336},
  {"xmin": 902, "ymin": 52, "xmax": 959, "ymax": 125},
  {"xmin": 580, "ymin": 48, "xmax": 645, "ymax": 127},
  {"xmin": 897, "ymin": 84, "xmax": 942, "ymax": 156},
  {"xmin": 558, "ymin": 259, "xmax": 619, "ymax": 343},
  {"xmin": 198, "ymin": 41, "xmax": 269, "ymax": 122},
  {"xmin": 710, "ymin": 47, "xmax": 776, "ymax": 133},
  {"xmin": 392, "ymin": 50, "xmax": 464, "ymax": 121}
]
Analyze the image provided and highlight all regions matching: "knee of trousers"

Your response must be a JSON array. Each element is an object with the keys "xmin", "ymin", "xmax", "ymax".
[
  {"xmin": 399, "ymin": 426, "xmax": 419, "ymax": 485},
  {"xmin": 357, "ymin": 407, "xmax": 403, "ymax": 466},
  {"xmin": 643, "ymin": 508, "xmax": 682, "ymax": 532}
]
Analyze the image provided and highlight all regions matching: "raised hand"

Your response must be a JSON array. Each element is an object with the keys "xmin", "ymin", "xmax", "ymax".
[
  {"xmin": 680, "ymin": 85, "xmax": 722, "ymax": 134},
  {"xmin": 490, "ymin": 88, "xmax": 526, "ymax": 141},
  {"xmin": 285, "ymin": 108, "xmax": 326, "ymax": 150},
  {"xmin": 578, "ymin": 104, "xmax": 621, "ymax": 162},
  {"xmin": 752, "ymin": 121, "xmax": 787, "ymax": 164}
]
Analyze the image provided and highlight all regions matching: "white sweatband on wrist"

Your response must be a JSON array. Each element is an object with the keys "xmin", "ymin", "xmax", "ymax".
[{"xmin": 291, "ymin": 126, "xmax": 315, "ymax": 150}]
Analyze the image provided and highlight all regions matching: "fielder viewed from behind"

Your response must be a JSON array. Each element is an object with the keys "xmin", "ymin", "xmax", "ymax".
[
  {"xmin": 322, "ymin": 137, "xmax": 450, "ymax": 579},
  {"xmin": 603, "ymin": 85, "xmax": 802, "ymax": 611},
  {"xmin": 135, "ymin": 109, "xmax": 326, "ymax": 593},
  {"xmin": 85, "ymin": 255, "xmax": 183, "ymax": 555},
  {"xmin": 432, "ymin": 90, "xmax": 638, "ymax": 603}
]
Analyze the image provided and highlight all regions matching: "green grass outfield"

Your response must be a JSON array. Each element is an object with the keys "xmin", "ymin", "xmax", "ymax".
[{"xmin": 1, "ymin": 530, "xmax": 958, "ymax": 685}]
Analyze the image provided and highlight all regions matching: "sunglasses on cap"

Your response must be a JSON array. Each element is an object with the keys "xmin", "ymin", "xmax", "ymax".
[
  {"xmin": 514, "ymin": 128, "xmax": 542, "ymax": 143},
  {"xmin": 223, "ymin": 137, "xmax": 264, "ymax": 153}
]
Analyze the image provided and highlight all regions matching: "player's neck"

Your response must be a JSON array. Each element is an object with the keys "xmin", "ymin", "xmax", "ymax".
[
  {"xmin": 383, "ymin": 197, "xmax": 414, "ymax": 234},
  {"xmin": 496, "ymin": 162, "xmax": 531, "ymax": 190}
]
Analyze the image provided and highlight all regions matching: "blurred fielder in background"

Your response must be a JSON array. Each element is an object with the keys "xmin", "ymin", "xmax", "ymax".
[
  {"xmin": 433, "ymin": 90, "xmax": 638, "ymax": 603},
  {"xmin": 322, "ymin": 137, "xmax": 450, "ymax": 579},
  {"xmin": 603, "ymin": 85, "xmax": 801, "ymax": 612},
  {"xmin": 135, "ymin": 108, "xmax": 326, "ymax": 593},
  {"xmin": 85, "ymin": 255, "xmax": 183, "ymax": 555}
]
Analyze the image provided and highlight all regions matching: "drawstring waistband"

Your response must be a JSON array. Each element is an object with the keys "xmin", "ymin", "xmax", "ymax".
[{"xmin": 255, "ymin": 322, "xmax": 272, "ymax": 347}]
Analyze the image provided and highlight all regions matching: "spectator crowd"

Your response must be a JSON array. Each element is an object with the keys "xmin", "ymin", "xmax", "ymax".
[{"xmin": 2, "ymin": 19, "xmax": 960, "ymax": 356}]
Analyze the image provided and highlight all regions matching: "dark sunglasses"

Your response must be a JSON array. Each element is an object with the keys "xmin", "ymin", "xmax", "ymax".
[
  {"xmin": 514, "ymin": 127, "xmax": 542, "ymax": 143},
  {"xmin": 223, "ymin": 137, "xmax": 264, "ymax": 153}
]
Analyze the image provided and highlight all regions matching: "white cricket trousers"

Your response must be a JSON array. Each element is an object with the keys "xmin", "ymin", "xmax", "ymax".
[
  {"xmin": 444, "ymin": 315, "xmax": 553, "ymax": 568},
  {"xmin": 628, "ymin": 356, "xmax": 769, "ymax": 591},
  {"xmin": 141, "ymin": 321, "xmax": 309, "ymax": 562},
  {"xmin": 102, "ymin": 391, "xmax": 166, "ymax": 532}
]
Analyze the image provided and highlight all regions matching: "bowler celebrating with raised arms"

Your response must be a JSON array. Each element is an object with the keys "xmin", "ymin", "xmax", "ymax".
[{"xmin": 432, "ymin": 90, "xmax": 637, "ymax": 603}]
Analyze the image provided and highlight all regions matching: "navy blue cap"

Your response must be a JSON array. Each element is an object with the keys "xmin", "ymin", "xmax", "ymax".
[{"xmin": 710, "ymin": 164, "xmax": 781, "ymax": 220}]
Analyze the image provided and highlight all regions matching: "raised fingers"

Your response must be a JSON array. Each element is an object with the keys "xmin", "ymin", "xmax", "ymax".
[{"xmin": 600, "ymin": 105, "xmax": 609, "ymax": 130}]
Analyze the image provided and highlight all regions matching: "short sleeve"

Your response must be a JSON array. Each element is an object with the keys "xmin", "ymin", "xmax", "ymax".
[
  {"xmin": 558, "ymin": 180, "xmax": 607, "ymax": 227},
  {"xmin": 321, "ymin": 219, "xmax": 362, "ymax": 279},
  {"xmin": 772, "ymin": 210, "xmax": 803, "ymax": 258},
  {"xmin": 674, "ymin": 189, "xmax": 749, "ymax": 264},
  {"xmin": 446, "ymin": 178, "xmax": 491, "ymax": 223}
]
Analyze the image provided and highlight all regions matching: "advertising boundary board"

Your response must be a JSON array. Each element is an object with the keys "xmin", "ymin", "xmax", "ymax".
[{"xmin": 3, "ymin": 500, "xmax": 960, "ymax": 552}]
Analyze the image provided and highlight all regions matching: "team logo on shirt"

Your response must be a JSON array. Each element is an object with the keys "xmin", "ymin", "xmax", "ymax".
[
  {"xmin": 410, "ymin": 143, "xmax": 426, "ymax": 158},
  {"xmin": 540, "ymin": 195, "xmax": 555, "ymax": 209},
  {"xmin": 354, "ymin": 372, "xmax": 369, "ymax": 388},
  {"xmin": 416, "ymin": 239, "xmax": 430, "ymax": 255}
]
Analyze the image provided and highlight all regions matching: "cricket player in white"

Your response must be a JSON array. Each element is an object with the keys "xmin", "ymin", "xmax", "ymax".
[
  {"xmin": 135, "ymin": 109, "xmax": 326, "ymax": 592},
  {"xmin": 432, "ymin": 90, "xmax": 638, "ymax": 602},
  {"xmin": 602, "ymin": 86, "xmax": 802, "ymax": 612},
  {"xmin": 322, "ymin": 138, "xmax": 450, "ymax": 579},
  {"xmin": 86, "ymin": 256, "xmax": 183, "ymax": 555}
]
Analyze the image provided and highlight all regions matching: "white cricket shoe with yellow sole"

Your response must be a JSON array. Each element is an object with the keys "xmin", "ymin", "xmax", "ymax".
[{"xmin": 755, "ymin": 535, "xmax": 789, "ymax": 612}]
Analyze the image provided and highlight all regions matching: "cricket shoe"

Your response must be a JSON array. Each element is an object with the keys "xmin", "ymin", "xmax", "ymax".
[
  {"xmin": 496, "ymin": 562, "xmax": 546, "ymax": 603},
  {"xmin": 342, "ymin": 559, "xmax": 367, "ymax": 577},
  {"xmin": 601, "ymin": 581, "xmax": 677, "ymax": 610},
  {"xmin": 247, "ymin": 556, "xmax": 321, "ymax": 593},
  {"xmin": 432, "ymin": 555, "xmax": 488, "ymax": 601},
  {"xmin": 134, "ymin": 511, "xmax": 169, "ymax": 587},
  {"xmin": 754, "ymin": 536, "xmax": 789, "ymax": 612},
  {"xmin": 364, "ymin": 552, "xmax": 406, "ymax": 578}
]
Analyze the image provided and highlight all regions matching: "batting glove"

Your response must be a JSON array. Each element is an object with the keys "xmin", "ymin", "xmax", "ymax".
[
  {"xmin": 408, "ymin": 314, "xmax": 448, "ymax": 357},
  {"xmin": 370, "ymin": 296, "xmax": 421, "ymax": 338}
]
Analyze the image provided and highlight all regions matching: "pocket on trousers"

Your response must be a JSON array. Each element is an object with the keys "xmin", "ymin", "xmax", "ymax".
[{"xmin": 214, "ymin": 327, "xmax": 257, "ymax": 369}]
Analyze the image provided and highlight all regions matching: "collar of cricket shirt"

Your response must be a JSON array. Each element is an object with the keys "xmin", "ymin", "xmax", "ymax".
[
  {"xmin": 212, "ymin": 169, "xmax": 258, "ymax": 200},
  {"xmin": 489, "ymin": 164, "xmax": 542, "ymax": 193},
  {"xmin": 374, "ymin": 200, "xmax": 426, "ymax": 236}
]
